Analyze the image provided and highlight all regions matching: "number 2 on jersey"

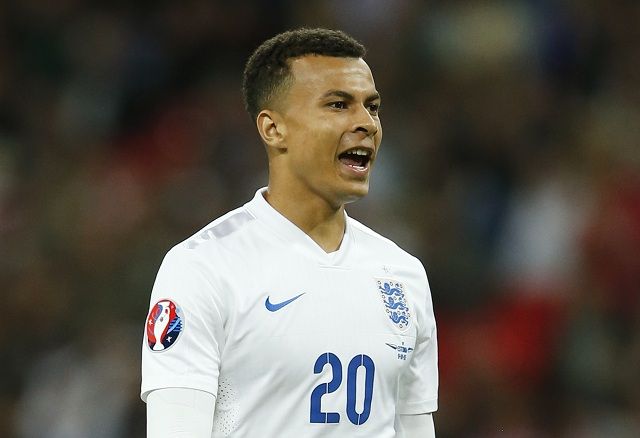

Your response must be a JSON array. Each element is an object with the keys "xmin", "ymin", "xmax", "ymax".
[{"xmin": 310, "ymin": 352, "xmax": 375, "ymax": 425}]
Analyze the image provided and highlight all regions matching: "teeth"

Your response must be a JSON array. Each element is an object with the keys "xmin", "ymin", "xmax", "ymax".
[{"xmin": 346, "ymin": 149, "xmax": 369, "ymax": 156}]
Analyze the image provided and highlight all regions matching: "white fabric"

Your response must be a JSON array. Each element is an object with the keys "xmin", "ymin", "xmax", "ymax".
[
  {"xmin": 141, "ymin": 188, "xmax": 438, "ymax": 437},
  {"xmin": 147, "ymin": 388, "xmax": 434, "ymax": 438},
  {"xmin": 395, "ymin": 413, "xmax": 435, "ymax": 438},
  {"xmin": 147, "ymin": 388, "xmax": 215, "ymax": 438}
]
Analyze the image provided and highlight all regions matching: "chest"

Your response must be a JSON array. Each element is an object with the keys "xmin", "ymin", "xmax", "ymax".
[{"xmin": 217, "ymin": 256, "xmax": 420, "ymax": 385}]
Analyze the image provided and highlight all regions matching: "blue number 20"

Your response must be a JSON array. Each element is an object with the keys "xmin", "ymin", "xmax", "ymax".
[{"xmin": 310, "ymin": 352, "xmax": 375, "ymax": 425}]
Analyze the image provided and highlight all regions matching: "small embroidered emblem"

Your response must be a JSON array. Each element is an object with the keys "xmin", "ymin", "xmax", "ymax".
[
  {"xmin": 146, "ymin": 299, "xmax": 184, "ymax": 351},
  {"xmin": 386, "ymin": 342, "xmax": 414, "ymax": 360}
]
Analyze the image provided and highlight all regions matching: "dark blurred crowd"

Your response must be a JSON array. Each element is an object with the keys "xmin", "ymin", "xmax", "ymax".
[{"xmin": 1, "ymin": 1, "xmax": 639, "ymax": 437}]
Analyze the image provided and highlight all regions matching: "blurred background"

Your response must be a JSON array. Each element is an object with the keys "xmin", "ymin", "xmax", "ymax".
[{"xmin": 1, "ymin": 0, "xmax": 639, "ymax": 436}]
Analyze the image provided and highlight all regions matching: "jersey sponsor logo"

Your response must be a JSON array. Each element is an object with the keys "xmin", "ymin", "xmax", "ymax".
[
  {"xmin": 377, "ymin": 279, "xmax": 411, "ymax": 330},
  {"xmin": 264, "ymin": 293, "xmax": 305, "ymax": 312},
  {"xmin": 386, "ymin": 342, "xmax": 414, "ymax": 361},
  {"xmin": 146, "ymin": 299, "xmax": 184, "ymax": 351}
]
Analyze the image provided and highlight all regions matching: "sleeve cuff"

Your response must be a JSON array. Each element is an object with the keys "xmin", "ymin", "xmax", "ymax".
[
  {"xmin": 397, "ymin": 396, "xmax": 438, "ymax": 414},
  {"xmin": 141, "ymin": 377, "xmax": 218, "ymax": 403}
]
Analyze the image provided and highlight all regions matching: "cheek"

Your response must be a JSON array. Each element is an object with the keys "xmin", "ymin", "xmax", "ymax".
[
  {"xmin": 283, "ymin": 116, "xmax": 342, "ymax": 170},
  {"xmin": 295, "ymin": 126, "xmax": 337, "ymax": 161}
]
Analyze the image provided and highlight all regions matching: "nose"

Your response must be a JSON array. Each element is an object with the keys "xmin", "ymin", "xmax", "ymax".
[{"xmin": 353, "ymin": 105, "xmax": 379, "ymax": 137}]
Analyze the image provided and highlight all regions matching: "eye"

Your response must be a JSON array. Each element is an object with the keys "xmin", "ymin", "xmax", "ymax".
[
  {"xmin": 368, "ymin": 103, "xmax": 380, "ymax": 114},
  {"xmin": 329, "ymin": 101, "xmax": 348, "ymax": 110}
]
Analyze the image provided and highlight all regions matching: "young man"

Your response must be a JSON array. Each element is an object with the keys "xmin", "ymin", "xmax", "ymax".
[{"xmin": 142, "ymin": 28, "xmax": 438, "ymax": 437}]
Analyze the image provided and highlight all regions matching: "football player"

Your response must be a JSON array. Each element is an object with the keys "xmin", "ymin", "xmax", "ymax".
[{"xmin": 142, "ymin": 27, "xmax": 438, "ymax": 437}]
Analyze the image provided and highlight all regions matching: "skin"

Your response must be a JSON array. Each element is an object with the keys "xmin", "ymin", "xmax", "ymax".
[{"xmin": 256, "ymin": 55, "xmax": 383, "ymax": 252}]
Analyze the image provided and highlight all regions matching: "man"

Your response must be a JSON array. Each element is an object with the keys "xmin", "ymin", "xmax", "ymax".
[{"xmin": 142, "ymin": 28, "xmax": 438, "ymax": 437}]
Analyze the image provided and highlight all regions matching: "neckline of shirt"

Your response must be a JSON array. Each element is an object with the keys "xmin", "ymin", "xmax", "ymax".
[{"xmin": 244, "ymin": 187, "xmax": 353, "ymax": 265}]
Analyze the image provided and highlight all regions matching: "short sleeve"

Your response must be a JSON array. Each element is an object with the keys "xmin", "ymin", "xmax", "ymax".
[
  {"xmin": 141, "ymin": 245, "xmax": 225, "ymax": 402},
  {"xmin": 397, "ymin": 268, "xmax": 438, "ymax": 414}
]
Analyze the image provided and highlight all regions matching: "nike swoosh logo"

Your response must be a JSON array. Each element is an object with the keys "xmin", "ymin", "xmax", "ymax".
[{"xmin": 265, "ymin": 293, "xmax": 305, "ymax": 312}]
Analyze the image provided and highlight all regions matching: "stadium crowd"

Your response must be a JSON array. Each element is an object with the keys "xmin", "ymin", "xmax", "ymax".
[{"xmin": 1, "ymin": 1, "xmax": 639, "ymax": 436}]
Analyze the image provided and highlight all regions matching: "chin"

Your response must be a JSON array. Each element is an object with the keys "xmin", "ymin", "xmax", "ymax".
[{"xmin": 340, "ymin": 182, "xmax": 370, "ymax": 204}]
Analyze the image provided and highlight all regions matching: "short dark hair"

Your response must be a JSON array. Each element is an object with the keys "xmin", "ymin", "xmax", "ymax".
[{"xmin": 242, "ymin": 28, "xmax": 366, "ymax": 120}]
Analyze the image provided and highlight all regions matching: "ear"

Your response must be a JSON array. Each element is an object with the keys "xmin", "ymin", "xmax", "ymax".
[{"xmin": 256, "ymin": 110, "xmax": 287, "ymax": 151}]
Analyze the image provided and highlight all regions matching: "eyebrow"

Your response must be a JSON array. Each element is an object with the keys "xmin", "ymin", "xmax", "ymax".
[{"xmin": 320, "ymin": 89, "xmax": 381, "ymax": 103}]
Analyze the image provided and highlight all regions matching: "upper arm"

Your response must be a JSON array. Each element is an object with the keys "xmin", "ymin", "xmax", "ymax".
[
  {"xmin": 397, "ymin": 264, "xmax": 439, "ymax": 414},
  {"xmin": 141, "ymin": 247, "xmax": 225, "ymax": 401}
]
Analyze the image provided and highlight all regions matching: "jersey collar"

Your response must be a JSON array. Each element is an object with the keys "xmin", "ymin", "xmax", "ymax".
[{"xmin": 245, "ymin": 187, "xmax": 352, "ymax": 265}]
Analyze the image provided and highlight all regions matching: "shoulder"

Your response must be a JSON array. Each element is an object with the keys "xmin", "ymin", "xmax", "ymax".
[
  {"xmin": 179, "ymin": 205, "xmax": 258, "ymax": 252},
  {"xmin": 348, "ymin": 217, "xmax": 426, "ymax": 275},
  {"xmin": 159, "ymin": 204, "xmax": 260, "ymax": 272},
  {"xmin": 348, "ymin": 216, "xmax": 397, "ymax": 248}
]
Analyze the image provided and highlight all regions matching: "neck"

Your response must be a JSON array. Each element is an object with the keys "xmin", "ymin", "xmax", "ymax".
[{"xmin": 264, "ymin": 184, "xmax": 346, "ymax": 253}]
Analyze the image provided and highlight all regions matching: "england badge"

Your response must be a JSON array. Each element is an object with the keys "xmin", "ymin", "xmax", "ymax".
[
  {"xmin": 146, "ymin": 299, "xmax": 184, "ymax": 351},
  {"xmin": 377, "ymin": 279, "xmax": 411, "ymax": 330}
]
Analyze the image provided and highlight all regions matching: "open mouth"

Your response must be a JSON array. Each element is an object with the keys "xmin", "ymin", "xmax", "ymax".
[{"xmin": 338, "ymin": 148, "xmax": 372, "ymax": 171}]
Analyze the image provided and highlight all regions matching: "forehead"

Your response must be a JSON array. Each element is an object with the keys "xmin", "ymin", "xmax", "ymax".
[{"xmin": 287, "ymin": 55, "xmax": 377, "ymax": 97}]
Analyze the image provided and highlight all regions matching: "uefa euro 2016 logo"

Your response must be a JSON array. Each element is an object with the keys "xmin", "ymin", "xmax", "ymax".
[
  {"xmin": 377, "ymin": 280, "xmax": 411, "ymax": 330},
  {"xmin": 146, "ymin": 299, "xmax": 184, "ymax": 351}
]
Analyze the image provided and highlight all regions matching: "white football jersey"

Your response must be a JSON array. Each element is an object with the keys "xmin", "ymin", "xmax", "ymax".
[{"xmin": 141, "ymin": 188, "xmax": 438, "ymax": 437}]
